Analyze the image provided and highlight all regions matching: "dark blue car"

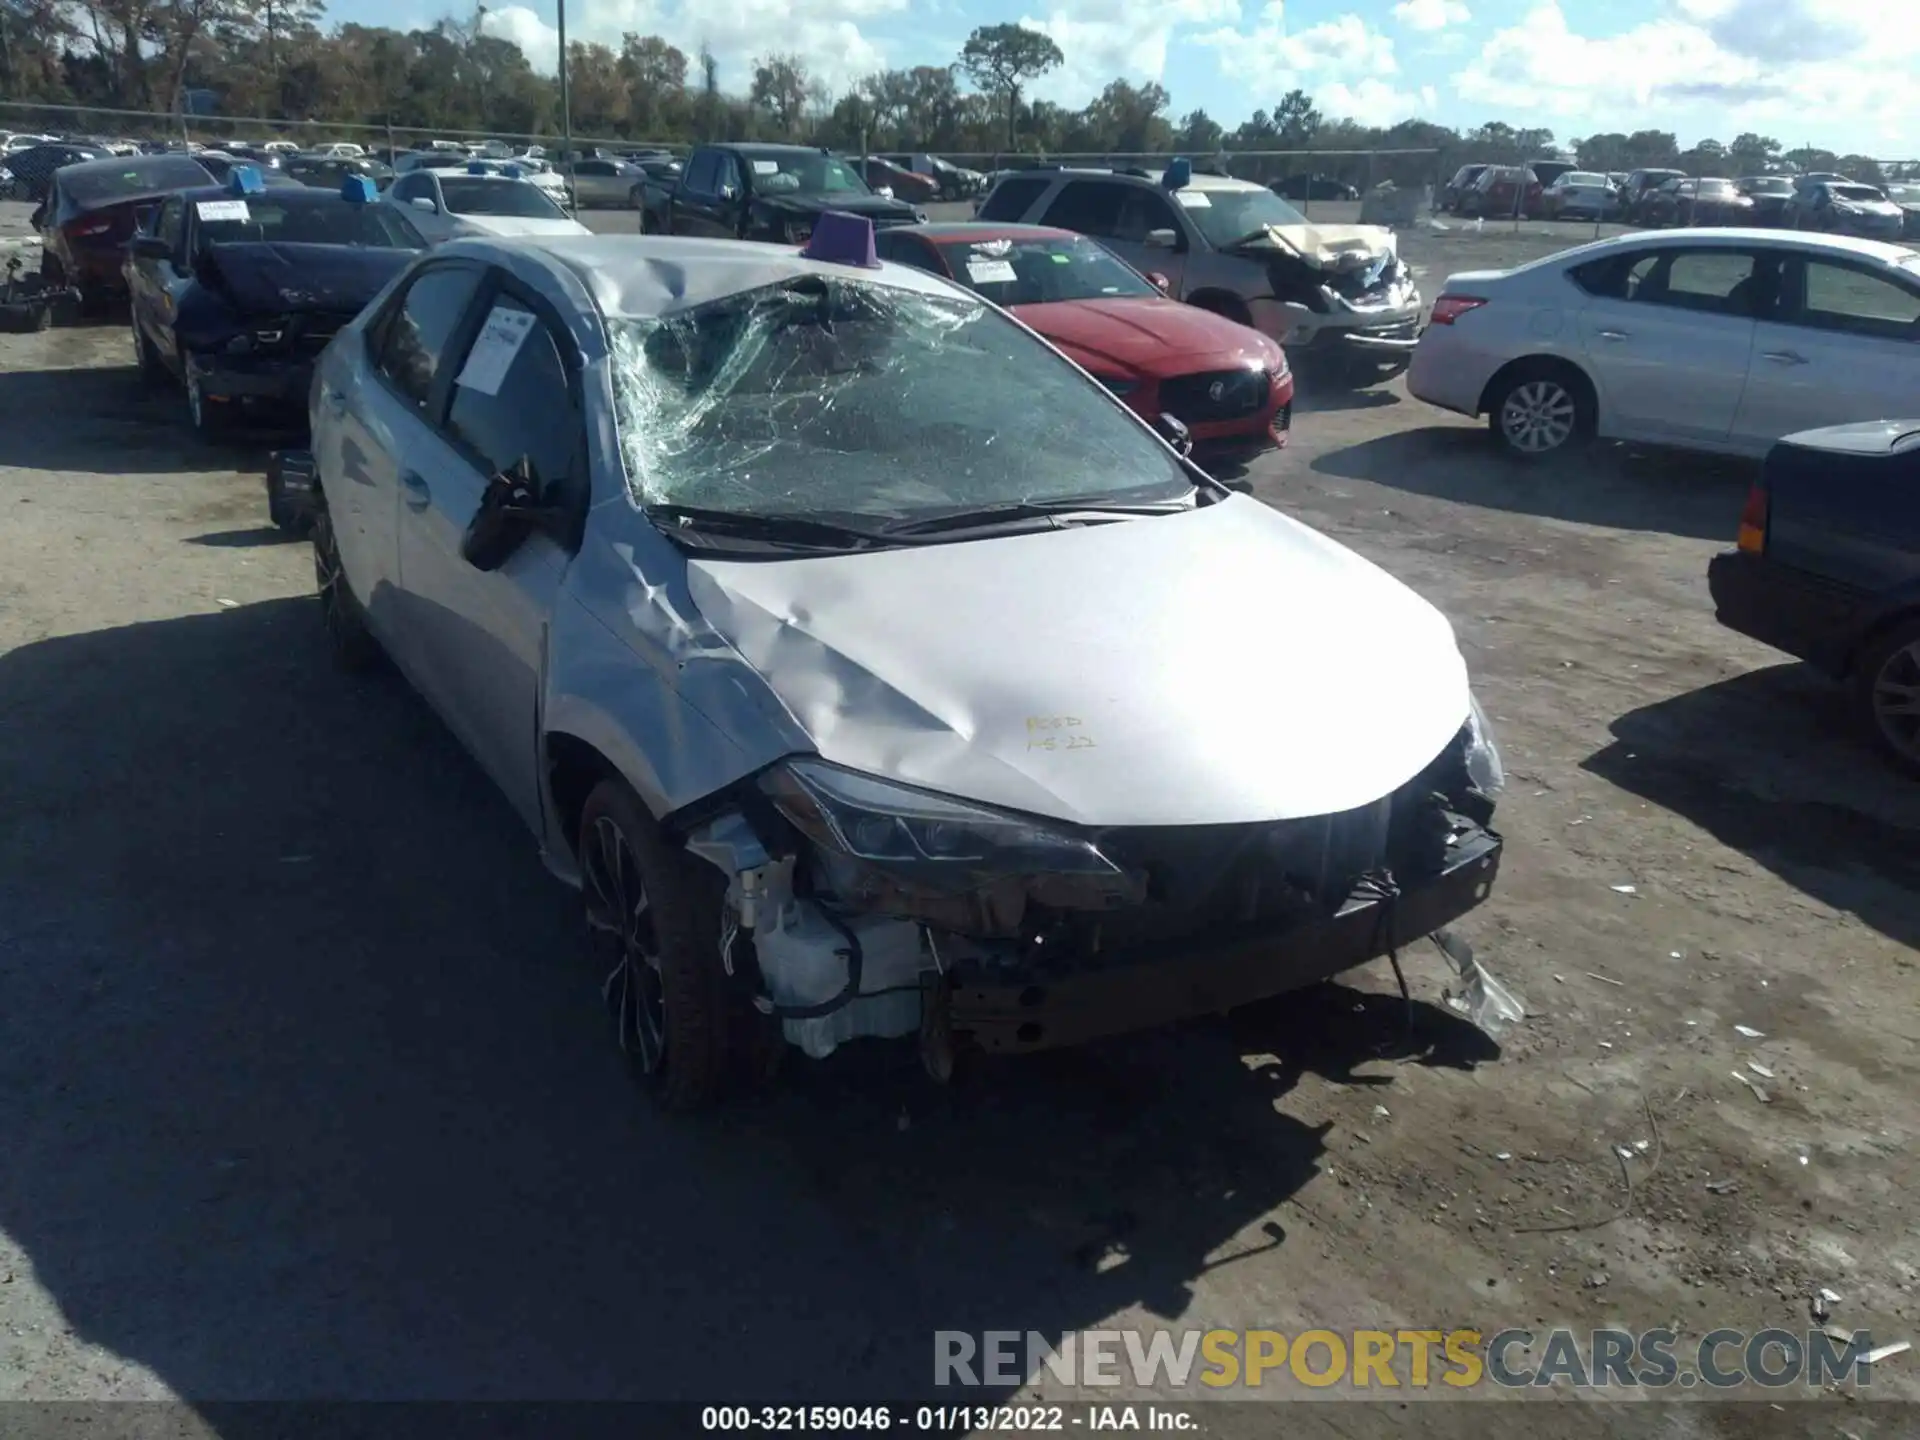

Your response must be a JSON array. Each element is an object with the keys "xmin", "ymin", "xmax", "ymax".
[
  {"xmin": 1710, "ymin": 420, "xmax": 1920, "ymax": 774},
  {"xmin": 124, "ymin": 168, "xmax": 427, "ymax": 439}
]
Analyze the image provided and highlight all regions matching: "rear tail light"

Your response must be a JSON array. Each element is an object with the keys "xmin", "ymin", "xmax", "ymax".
[
  {"xmin": 1429, "ymin": 295, "xmax": 1488, "ymax": 325},
  {"xmin": 1737, "ymin": 483, "xmax": 1768, "ymax": 553},
  {"xmin": 65, "ymin": 217, "xmax": 113, "ymax": 238}
]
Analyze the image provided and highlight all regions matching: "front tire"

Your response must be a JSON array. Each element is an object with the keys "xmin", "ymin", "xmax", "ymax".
[
  {"xmin": 312, "ymin": 507, "xmax": 382, "ymax": 672},
  {"xmin": 1486, "ymin": 363, "xmax": 1594, "ymax": 462},
  {"xmin": 1855, "ymin": 617, "xmax": 1920, "ymax": 777},
  {"xmin": 578, "ymin": 779, "xmax": 746, "ymax": 1110}
]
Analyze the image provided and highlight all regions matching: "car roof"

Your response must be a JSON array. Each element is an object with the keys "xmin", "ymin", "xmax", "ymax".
[
  {"xmin": 175, "ymin": 182, "xmax": 356, "ymax": 204},
  {"xmin": 56, "ymin": 154, "xmax": 207, "ymax": 178},
  {"xmin": 898, "ymin": 222, "xmax": 1075, "ymax": 244},
  {"xmin": 1028, "ymin": 166, "xmax": 1263, "ymax": 194},
  {"xmin": 438, "ymin": 233, "xmax": 964, "ymax": 321},
  {"xmin": 1546, "ymin": 226, "xmax": 1916, "ymax": 267}
]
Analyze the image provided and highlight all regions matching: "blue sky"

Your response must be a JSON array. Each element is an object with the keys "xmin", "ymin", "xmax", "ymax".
[{"xmin": 328, "ymin": 0, "xmax": 1913, "ymax": 155}]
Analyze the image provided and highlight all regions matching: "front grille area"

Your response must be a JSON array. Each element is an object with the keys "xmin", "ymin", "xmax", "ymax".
[
  {"xmin": 1354, "ymin": 319, "xmax": 1420, "ymax": 343},
  {"xmin": 1159, "ymin": 367, "xmax": 1270, "ymax": 422}
]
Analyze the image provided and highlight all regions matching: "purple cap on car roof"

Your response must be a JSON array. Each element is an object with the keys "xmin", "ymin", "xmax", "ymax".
[{"xmin": 799, "ymin": 211, "xmax": 879, "ymax": 269}]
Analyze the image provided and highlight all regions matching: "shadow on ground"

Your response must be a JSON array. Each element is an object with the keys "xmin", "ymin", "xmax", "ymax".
[
  {"xmin": 1583, "ymin": 662, "xmax": 1920, "ymax": 950},
  {"xmin": 1311, "ymin": 427, "xmax": 1756, "ymax": 541},
  {"xmin": 0, "ymin": 364, "xmax": 292, "ymax": 474},
  {"xmin": 0, "ymin": 597, "xmax": 1493, "ymax": 1413}
]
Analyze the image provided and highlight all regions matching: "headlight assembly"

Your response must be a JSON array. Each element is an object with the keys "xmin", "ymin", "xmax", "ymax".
[
  {"xmin": 760, "ymin": 758, "xmax": 1125, "ymax": 887},
  {"xmin": 1465, "ymin": 693, "xmax": 1505, "ymax": 796}
]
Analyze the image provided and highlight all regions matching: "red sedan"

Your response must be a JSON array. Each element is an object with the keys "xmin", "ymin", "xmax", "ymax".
[
  {"xmin": 871, "ymin": 222, "xmax": 1292, "ymax": 458},
  {"xmin": 33, "ymin": 153, "xmax": 214, "ymax": 311}
]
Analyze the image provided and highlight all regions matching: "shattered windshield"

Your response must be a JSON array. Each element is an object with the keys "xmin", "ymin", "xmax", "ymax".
[
  {"xmin": 1176, "ymin": 185, "xmax": 1309, "ymax": 248},
  {"xmin": 607, "ymin": 277, "xmax": 1191, "ymax": 522},
  {"xmin": 934, "ymin": 234, "xmax": 1155, "ymax": 306}
]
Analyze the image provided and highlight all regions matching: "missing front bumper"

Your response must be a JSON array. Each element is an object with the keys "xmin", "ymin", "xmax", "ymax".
[{"xmin": 946, "ymin": 827, "xmax": 1502, "ymax": 1054}]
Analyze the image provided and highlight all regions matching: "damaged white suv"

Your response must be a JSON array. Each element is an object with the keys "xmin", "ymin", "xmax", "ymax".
[
  {"xmin": 977, "ymin": 161, "xmax": 1424, "ymax": 385},
  {"xmin": 298, "ymin": 220, "xmax": 1504, "ymax": 1108}
]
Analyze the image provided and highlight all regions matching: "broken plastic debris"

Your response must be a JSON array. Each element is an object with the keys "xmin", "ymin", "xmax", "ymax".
[
  {"xmin": 215, "ymin": 598, "xmax": 239, "ymax": 609},
  {"xmin": 1669, "ymin": 951, "xmax": 1683, "ymax": 960},
  {"xmin": 1633, "ymin": 1139, "xmax": 1650, "ymax": 1152},
  {"xmin": 1615, "ymin": 1146, "xmax": 1635, "ymax": 1161},
  {"xmin": 1798, "ymin": 1154, "xmax": 1809, "ymax": 1166},
  {"xmin": 1610, "ymin": 884, "xmax": 1637, "ymax": 894},
  {"xmin": 1705, "ymin": 1178, "xmax": 1738, "ymax": 1194},
  {"xmin": 1372, "ymin": 1104, "xmax": 1391, "ymax": 1119},
  {"xmin": 1432, "ymin": 928, "xmax": 1525, "ymax": 1040},
  {"xmin": 1597, "ymin": 1041, "xmax": 1613, "ymax": 1049},
  {"xmin": 1731, "ymin": 1071, "xmax": 1770, "ymax": 1103},
  {"xmin": 1586, "ymin": 971, "xmax": 1626, "ymax": 987},
  {"xmin": 1862, "ymin": 1341, "xmax": 1911, "ymax": 1366},
  {"xmin": 1747, "ymin": 1060, "xmax": 1775, "ymax": 1079},
  {"xmin": 1734, "ymin": 1024, "xmax": 1765, "ymax": 1039},
  {"xmin": 1494, "ymin": 1151, "xmax": 1512, "ymax": 1161}
]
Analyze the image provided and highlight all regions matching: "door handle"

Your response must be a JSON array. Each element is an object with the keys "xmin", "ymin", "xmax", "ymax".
[
  {"xmin": 1596, "ymin": 328, "xmax": 1629, "ymax": 340},
  {"xmin": 400, "ymin": 470, "xmax": 432, "ymax": 510},
  {"xmin": 1761, "ymin": 350, "xmax": 1808, "ymax": 365}
]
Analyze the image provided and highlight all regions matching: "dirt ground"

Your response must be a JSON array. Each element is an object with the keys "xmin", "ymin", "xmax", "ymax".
[{"xmin": 1, "ymin": 198, "xmax": 1916, "ymax": 1433}]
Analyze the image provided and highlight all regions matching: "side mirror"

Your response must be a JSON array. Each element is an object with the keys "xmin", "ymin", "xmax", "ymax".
[
  {"xmin": 409, "ymin": 196, "xmax": 438, "ymax": 213},
  {"xmin": 461, "ymin": 459, "xmax": 572, "ymax": 570},
  {"xmin": 1152, "ymin": 413, "xmax": 1193, "ymax": 457},
  {"xmin": 1146, "ymin": 271, "xmax": 1171, "ymax": 294},
  {"xmin": 131, "ymin": 235, "xmax": 172, "ymax": 261},
  {"xmin": 1144, "ymin": 228, "xmax": 1178, "ymax": 250},
  {"xmin": 718, "ymin": 183, "xmax": 738, "ymax": 202},
  {"xmin": 877, "ymin": 186, "xmax": 894, "ymax": 199}
]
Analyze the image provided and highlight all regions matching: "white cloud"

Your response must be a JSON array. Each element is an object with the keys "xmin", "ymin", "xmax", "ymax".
[
  {"xmin": 1455, "ymin": 0, "xmax": 1920, "ymax": 151},
  {"xmin": 480, "ymin": 0, "xmax": 899, "ymax": 96},
  {"xmin": 1194, "ymin": 6, "xmax": 1420, "ymax": 125},
  {"xmin": 1390, "ymin": 0, "xmax": 1469, "ymax": 31},
  {"xmin": 1018, "ymin": 0, "xmax": 1241, "ymax": 106},
  {"xmin": 1280, "ymin": 15, "xmax": 1396, "ymax": 73}
]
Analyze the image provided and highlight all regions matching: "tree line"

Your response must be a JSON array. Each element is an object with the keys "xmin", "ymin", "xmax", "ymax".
[{"xmin": 0, "ymin": 6, "xmax": 1904, "ymax": 183}]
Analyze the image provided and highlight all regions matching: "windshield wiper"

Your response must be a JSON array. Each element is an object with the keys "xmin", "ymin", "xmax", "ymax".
[
  {"xmin": 644, "ymin": 503, "xmax": 899, "ymax": 552},
  {"xmin": 882, "ymin": 496, "xmax": 1193, "ymax": 537}
]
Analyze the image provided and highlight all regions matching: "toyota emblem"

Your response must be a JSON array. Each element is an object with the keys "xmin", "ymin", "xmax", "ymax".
[{"xmin": 1207, "ymin": 379, "xmax": 1227, "ymax": 402}]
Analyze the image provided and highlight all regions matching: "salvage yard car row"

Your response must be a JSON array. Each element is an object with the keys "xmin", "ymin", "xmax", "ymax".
[{"xmin": 10, "ymin": 135, "xmax": 1920, "ymax": 1114}]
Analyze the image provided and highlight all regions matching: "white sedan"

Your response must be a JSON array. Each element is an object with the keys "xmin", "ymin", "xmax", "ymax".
[
  {"xmin": 293, "ymin": 224, "xmax": 1507, "ymax": 1106},
  {"xmin": 381, "ymin": 164, "xmax": 588, "ymax": 241},
  {"xmin": 1409, "ymin": 228, "xmax": 1920, "ymax": 461}
]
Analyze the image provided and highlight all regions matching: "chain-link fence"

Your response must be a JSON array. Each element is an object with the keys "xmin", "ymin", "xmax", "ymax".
[{"xmin": 0, "ymin": 98, "xmax": 671, "ymax": 160}]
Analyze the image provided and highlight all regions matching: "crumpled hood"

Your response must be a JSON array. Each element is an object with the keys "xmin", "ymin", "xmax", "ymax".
[
  {"xmin": 199, "ymin": 241, "xmax": 417, "ymax": 314},
  {"xmin": 754, "ymin": 192, "xmax": 918, "ymax": 222},
  {"xmin": 1011, "ymin": 296, "xmax": 1281, "ymax": 378},
  {"xmin": 1229, "ymin": 222, "xmax": 1398, "ymax": 272},
  {"xmin": 685, "ymin": 495, "xmax": 1470, "ymax": 828},
  {"xmin": 452, "ymin": 214, "xmax": 590, "ymax": 237}
]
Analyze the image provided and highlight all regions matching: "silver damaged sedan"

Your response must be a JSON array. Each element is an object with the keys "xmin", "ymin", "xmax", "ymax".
[{"xmin": 302, "ymin": 224, "xmax": 1508, "ymax": 1107}]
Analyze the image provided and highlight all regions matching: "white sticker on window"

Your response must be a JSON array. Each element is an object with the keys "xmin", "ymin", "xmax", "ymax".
[
  {"xmin": 751, "ymin": 159, "xmax": 780, "ymax": 176},
  {"xmin": 196, "ymin": 200, "xmax": 250, "ymax": 222},
  {"xmin": 1173, "ymin": 189, "xmax": 1209, "ymax": 208},
  {"xmin": 454, "ymin": 305, "xmax": 537, "ymax": 396},
  {"xmin": 966, "ymin": 258, "xmax": 1018, "ymax": 285}
]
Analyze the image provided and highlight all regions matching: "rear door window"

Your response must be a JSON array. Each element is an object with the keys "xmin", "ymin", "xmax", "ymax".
[
  {"xmin": 1041, "ymin": 180, "xmax": 1127, "ymax": 237},
  {"xmin": 978, "ymin": 174, "xmax": 1051, "ymax": 221}
]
